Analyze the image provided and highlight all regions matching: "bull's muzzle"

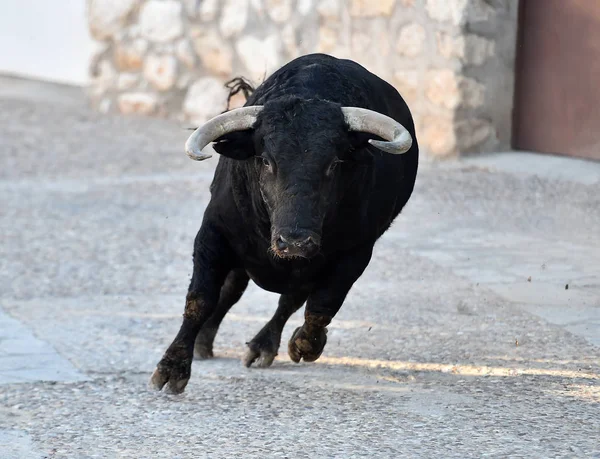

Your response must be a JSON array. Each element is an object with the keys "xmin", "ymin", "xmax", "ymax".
[{"xmin": 272, "ymin": 228, "xmax": 321, "ymax": 259}]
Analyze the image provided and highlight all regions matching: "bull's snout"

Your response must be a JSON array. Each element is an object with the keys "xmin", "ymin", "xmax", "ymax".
[{"xmin": 272, "ymin": 229, "xmax": 321, "ymax": 258}]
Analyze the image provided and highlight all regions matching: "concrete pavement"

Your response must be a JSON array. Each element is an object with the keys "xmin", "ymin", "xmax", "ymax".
[{"xmin": 1, "ymin": 76, "xmax": 599, "ymax": 458}]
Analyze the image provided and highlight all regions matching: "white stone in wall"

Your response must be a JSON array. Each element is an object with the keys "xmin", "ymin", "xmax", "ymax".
[
  {"xmin": 421, "ymin": 114, "xmax": 457, "ymax": 156},
  {"xmin": 396, "ymin": 24, "xmax": 426, "ymax": 57},
  {"xmin": 250, "ymin": 0, "xmax": 264, "ymax": 14},
  {"xmin": 456, "ymin": 118, "xmax": 494, "ymax": 150},
  {"xmin": 350, "ymin": 0, "xmax": 395, "ymax": 17},
  {"xmin": 392, "ymin": 70, "xmax": 419, "ymax": 104},
  {"xmin": 436, "ymin": 32, "xmax": 495, "ymax": 66},
  {"xmin": 266, "ymin": 0, "xmax": 293, "ymax": 23},
  {"xmin": 281, "ymin": 24, "xmax": 299, "ymax": 57},
  {"xmin": 220, "ymin": 0, "xmax": 249, "ymax": 38},
  {"xmin": 199, "ymin": 0, "xmax": 219, "ymax": 21},
  {"xmin": 426, "ymin": 0, "xmax": 468, "ymax": 26},
  {"xmin": 182, "ymin": 0, "xmax": 199, "ymax": 18},
  {"xmin": 155, "ymin": 43, "xmax": 175, "ymax": 55},
  {"xmin": 460, "ymin": 77, "xmax": 485, "ymax": 108},
  {"xmin": 144, "ymin": 54, "xmax": 178, "ymax": 91},
  {"xmin": 117, "ymin": 73, "xmax": 139, "ymax": 90},
  {"xmin": 176, "ymin": 40, "xmax": 196, "ymax": 68},
  {"xmin": 464, "ymin": 34, "xmax": 495, "ymax": 66},
  {"xmin": 297, "ymin": 0, "xmax": 313, "ymax": 15},
  {"xmin": 88, "ymin": 0, "xmax": 138, "ymax": 40},
  {"xmin": 436, "ymin": 32, "xmax": 462, "ymax": 60},
  {"xmin": 467, "ymin": 0, "xmax": 495, "ymax": 23},
  {"xmin": 426, "ymin": 70, "xmax": 485, "ymax": 109},
  {"xmin": 114, "ymin": 39, "xmax": 148, "ymax": 71},
  {"xmin": 128, "ymin": 24, "xmax": 141, "ymax": 38},
  {"xmin": 193, "ymin": 30, "xmax": 234, "ymax": 76},
  {"xmin": 118, "ymin": 93, "xmax": 158, "ymax": 115},
  {"xmin": 177, "ymin": 72, "xmax": 193, "ymax": 90},
  {"xmin": 426, "ymin": 69, "xmax": 460, "ymax": 109},
  {"xmin": 139, "ymin": 0, "xmax": 184, "ymax": 43},
  {"xmin": 318, "ymin": 27, "xmax": 338, "ymax": 53},
  {"xmin": 236, "ymin": 35, "xmax": 282, "ymax": 82},
  {"xmin": 184, "ymin": 78, "xmax": 229, "ymax": 124},
  {"xmin": 351, "ymin": 31, "xmax": 371, "ymax": 54},
  {"xmin": 317, "ymin": 0, "xmax": 340, "ymax": 19}
]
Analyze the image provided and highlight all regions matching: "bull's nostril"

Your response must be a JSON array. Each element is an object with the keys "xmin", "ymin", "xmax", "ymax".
[
  {"xmin": 297, "ymin": 236, "xmax": 313, "ymax": 248},
  {"xmin": 276, "ymin": 236, "xmax": 288, "ymax": 251}
]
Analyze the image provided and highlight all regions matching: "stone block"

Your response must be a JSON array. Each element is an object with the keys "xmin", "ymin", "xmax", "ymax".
[
  {"xmin": 282, "ymin": 24, "xmax": 299, "ymax": 57},
  {"xmin": 176, "ymin": 40, "xmax": 196, "ymax": 68},
  {"xmin": 139, "ymin": 0, "xmax": 183, "ymax": 43},
  {"xmin": 436, "ymin": 32, "xmax": 495, "ymax": 66},
  {"xmin": 420, "ymin": 115, "xmax": 457, "ymax": 156},
  {"xmin": 114, "ymin": 39, "xmax": 148, "ymax": 71},
  {"xmin": 117, "ymin": 73, "xmax": 139, "ymax": 91},
  {"xmin": 297, "ymin": 0, "xmax": 314, "ymax": 15},
  {"xmin": 193, "ymin": 30, "xmax": 234, "ymax": 76},
  {"xmin": 117, "ymin": 93, "xmax": 158, "ymax": 115},
  {"xmin": 88, "ymin": 0, "xmax": 138, "ymax": 41},
  {"xmin": 236, "ymin": 35, "xmax": 282, "ymax": 81},
  {"xmin": 266, "ymin": 0, "xmax": 293, "ymax": 23},
  {"xmin": 393, "ymin": 70, "xmax": 420, "ymax": 104},
  {"xmin": 426, "ymin": 70, "xmax": 485, "ymax": 109},
  {"xmin": 350, "ymin": 0, "xmax": 395, "ymax": 17},
  {"xmin": 220, "ymin": 0, "xmax": 249, "ymax": 38},
  {"xmin": 455, "ymin": 118, "xmax": 494, "ymax": 150},
  {"xmin": 318, "ymin": 27, "xmax": 338, "ymax": 53},
  {"xmin": 199, "ymin": 0, "xmax": 219, "ymax": 21},
  {"xmin": 396, "ymin": 24, "xmax": 426, "ymax": 57},
  {"xmin": 143, "ymin": 54, "xmax": 178, "ymax": 91},
  {"xmin": 426, "ymin": 69, "xmax": 461, "ymax": 109},
  {"xmin": 184, "ymin": 77, "xmax": 229, "ymax": 123},
  {"xmin": 426, "ymin": 0, "xmax": 468, "ymax": 25},
  {"xmin": 317, "ymin": 0, "xmax": 341, "ymax": 19}
]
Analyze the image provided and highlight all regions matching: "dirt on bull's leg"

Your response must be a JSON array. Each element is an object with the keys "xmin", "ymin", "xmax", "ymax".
[{"xmin": 150, "ymin": 294, "xmax": 209, "ymax": 394}]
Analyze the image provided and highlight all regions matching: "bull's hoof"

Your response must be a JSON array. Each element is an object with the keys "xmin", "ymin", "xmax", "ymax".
[
  {"xmin": 243, "ymin": 330, "xmax": 280, "ymax": 368},
  {"xmin": 287, "ymin": 325, "xmax": 327, "ymax": 363},
  {"xmin": 150, "ymin": 344, "xmax": 193, "ymax": 394}
]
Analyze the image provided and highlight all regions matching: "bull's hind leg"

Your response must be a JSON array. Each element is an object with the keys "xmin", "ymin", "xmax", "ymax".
[
  {"xmin": 194, "ymin": 269, "xmax": 249, "ymax": 359},
  {"xmin": 243, "ymin": 290, "xmax": 308, "ymax": 368}
]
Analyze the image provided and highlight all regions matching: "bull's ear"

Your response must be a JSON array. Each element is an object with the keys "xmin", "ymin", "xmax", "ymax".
[
  {"xmin": 212, "ymin": 130, "xmax": 256, "ymax": 160},
  {"xmin": 347, "ymin": 131, "xmax": 375, "ymax": 164}
]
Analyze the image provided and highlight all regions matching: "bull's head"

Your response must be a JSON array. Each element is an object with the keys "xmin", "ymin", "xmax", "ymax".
[{"xmin": 185, "ymin": 97, "xmax": 413, "ymax": 259}]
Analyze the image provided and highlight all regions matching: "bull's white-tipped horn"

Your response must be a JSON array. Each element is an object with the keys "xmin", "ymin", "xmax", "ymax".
[
  {"xmin": 341, "ymin": 107, "xmax": 413, "ymax": 155},
  {"xmin": 185, "ymin": 106, "xmax": 264, "ymax": 161}
]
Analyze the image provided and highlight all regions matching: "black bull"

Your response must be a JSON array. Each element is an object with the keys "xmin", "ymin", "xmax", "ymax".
[{"xmin": 151, "ymin": 53, "xmax": 419, "ymax": 393}]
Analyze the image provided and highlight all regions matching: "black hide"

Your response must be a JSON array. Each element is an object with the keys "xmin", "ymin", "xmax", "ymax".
[{"xmin": 150, "ymin": 53, "xmax": 419, "ymax": 393}]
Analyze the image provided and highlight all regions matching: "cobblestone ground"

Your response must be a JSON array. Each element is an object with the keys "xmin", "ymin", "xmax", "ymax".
[{"xmin": 1, "ymin": 77, "xmax": 599, "ymax": 458}]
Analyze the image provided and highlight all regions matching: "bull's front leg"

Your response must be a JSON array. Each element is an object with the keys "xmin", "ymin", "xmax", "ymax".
[
  {"xmin": 151, "ymin": 224, "xmax": 233, "ymax": 394},
  {"xmin": 288, "ymin": 244, "xmax": 373, "ymax": 363}
]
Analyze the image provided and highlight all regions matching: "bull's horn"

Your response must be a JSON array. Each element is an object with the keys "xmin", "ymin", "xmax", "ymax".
[
  {"xmin": 185, "ymin": 106, "xmax": 263, "ymax": 161},
  {"xmin": 342, "ymin": 107, "xmax": 413, "ymax": 155}
]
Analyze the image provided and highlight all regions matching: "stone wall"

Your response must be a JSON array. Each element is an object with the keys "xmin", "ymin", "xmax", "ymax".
[{"xmin": 87, "ymin": 0, "xmax": 519, "ymax": 157}]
